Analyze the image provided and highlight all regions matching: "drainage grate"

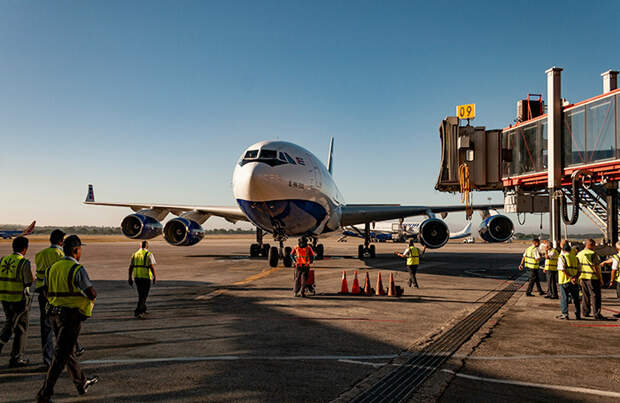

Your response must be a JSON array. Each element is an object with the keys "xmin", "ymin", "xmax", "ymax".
[{"xmin": 350, "ymin": 273, "xmax": 527, "ymax": 403}]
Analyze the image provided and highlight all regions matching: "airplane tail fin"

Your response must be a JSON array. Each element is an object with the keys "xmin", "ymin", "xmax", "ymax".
[
  {"xmin": 22, "ymin": 221, "xmax": 36, "ymax": 236},
  {"xmin": 85, "ymin": 184, "xmax": 95, "ymax": 203},
  {"xmin": 327, "ymin": 137, "xmax": 334, "ymax": 175}
]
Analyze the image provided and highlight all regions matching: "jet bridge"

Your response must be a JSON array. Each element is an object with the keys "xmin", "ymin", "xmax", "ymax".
[{"xmin": 436, "ymin": 68, "xmax": 620, "ymax": 247}]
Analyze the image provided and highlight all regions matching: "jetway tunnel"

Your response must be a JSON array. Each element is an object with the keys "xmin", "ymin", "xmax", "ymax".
[{"xmin": 436, "ymin": 68, "xmax": 620, "ymax": 247}]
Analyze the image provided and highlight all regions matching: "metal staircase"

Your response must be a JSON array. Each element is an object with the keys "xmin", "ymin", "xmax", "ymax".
[{"xmin": 563, "ymin": 185, "xmax": 616, "ymax": 235}]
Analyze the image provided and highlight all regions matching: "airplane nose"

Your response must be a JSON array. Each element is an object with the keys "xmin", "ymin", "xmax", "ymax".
[{"xmin": 233, "ymin": 162, "xmax": 280, "ymax": 201}]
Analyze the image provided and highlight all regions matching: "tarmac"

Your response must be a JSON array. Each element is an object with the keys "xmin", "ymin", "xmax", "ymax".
[{"xmin": 0, "ymin": 236, "xmax": 619, "ymax": 402}]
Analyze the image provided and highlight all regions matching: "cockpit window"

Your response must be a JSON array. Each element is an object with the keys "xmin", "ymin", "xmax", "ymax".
[
  {"xmin": 284, "ymin": 152, "xmax": 297, "ymax": 165},
  {"xmin": 259, "ymin": 149, "xmax": 277, "ymax": 159},
  {"xmin": 279, "ymin": 152, "xmax": 287, "ymax": 162},
  {"xmin": 244, "ymin": 150, "xmax": 258, "ymax": 159}
]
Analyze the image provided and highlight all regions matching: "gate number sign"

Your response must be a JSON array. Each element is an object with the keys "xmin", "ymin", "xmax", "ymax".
[{"xmin": 457, "ymin": 104, "xmax": 475, "ymax": 120}]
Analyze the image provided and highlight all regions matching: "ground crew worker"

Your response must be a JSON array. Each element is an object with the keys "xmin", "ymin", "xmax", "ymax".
[
  {"xmin": 543, "ymin": 240, "xmax": 559, "ymax": 299},
  {"xmin": 291, "ymin": 237, "xmax": 315, "ymax": 297},
  {"xmin": 577, "ymin": 239, "xmax": 606, "ymax": 320},
  {"xmin": 128, "ymin": 240, "xmax": 157, "ymax": 318},
  {"xmin": 34, "ymin": 229, "xmax": 65, "ymax": 369},
  {"xmin": 0, "ymin": 236, "xmax": 33, "ymax": 367},
  {"xmin": 556, "ymin": 242, "xmax": 581, "ymax": 320},
  {"xmin": 519, "ymin": 238, "xmax": 545, "ymax": 296},
  {"xmin": 396, "ymin": 239, "xmax": 421, "ymax": 288},
  {"xmin": 602, "ymin": 241, "xmax": 620, "ymax": 319},
  {"xmin": 36, "ymin": 235, "xmax": 98, "ymax": 403}
]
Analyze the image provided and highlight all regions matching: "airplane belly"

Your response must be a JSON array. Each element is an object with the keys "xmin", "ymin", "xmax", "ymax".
[{"xmin": 236, "ymin": 199, "xmax": 328, "ymax": 236}]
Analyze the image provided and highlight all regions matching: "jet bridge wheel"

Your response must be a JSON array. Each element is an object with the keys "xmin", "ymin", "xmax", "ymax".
[
  {"xmin": 283, "ymin": 246, "xmax": 293, "ymax": 267},
  {"xmin": 250, "ymin": 243, "xmax": 260, "ymax": 257},
  {"xmin": 268, "ymin": 246, "xmax": 279, "ymax": 267}
]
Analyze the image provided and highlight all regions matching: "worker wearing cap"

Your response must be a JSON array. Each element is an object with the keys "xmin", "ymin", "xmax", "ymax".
[
  {"xmin": 543, "ymin": 240, "xmax": 559, "ymax": 299},
  {"xmin": 128, "ymin": 240, "xmax": 157, "ymax": 318},
  {"xmin": 37, "ymin": 235, "xmax": 98, "ymax": 402},
  {"xmin": 519, "ymin": 237, "xmax": 545, "ymax": 296},
  {"xmin": 602, "ymin": 241, "xmax": 620, "ymax": 319},
  {"xmin": 577, "ymin": 239, "xmax": 605, "ymax": 320},
  {"xmin": 0, "ymin": 236, "xmax": 33, "ymax": 368},
  {"xmin": 34, "ymin": 229, "xmax": 65, "ymax": 369},
  {"xmin": 556, "ymin": 241, "xmax": 581, "ymax": 320},
  {"xmin": 291, "ymin": 237, "xmax": 315, "ymax": 297},
  {"xmin": 396, "ymin": 239, "xmax": 422, "ymax": 288}
]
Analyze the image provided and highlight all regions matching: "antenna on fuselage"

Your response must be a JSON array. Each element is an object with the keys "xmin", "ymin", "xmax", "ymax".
[{"xmin": 327, "ymin": 137, "xmax": 334, "ymax": 175}]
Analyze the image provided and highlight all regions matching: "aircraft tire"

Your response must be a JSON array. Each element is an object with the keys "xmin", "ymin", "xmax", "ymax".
[
  {"xmin": 250, "ymin": 243, "xmax": 260, "ymax": 257},
  {"xmin": 261, "ymin": 244, "xmax": 270, "ymax": 258},
  {"xmin": 369, "ymin": 244, "xmax": 376, "ymax": 258},
  {"xmin": 316, "ymin": 244, "xmax": 324, "ymax": 260},
  {"xmin": 283, "ymin": 246, "xmax": 293, "ymax": 267},
  {"xmin": 357, "ymin": 245, "xmax": 364, "ymax": 259},
  {"xmin": 268, "ymin": 246, "xmax": 279, "ymax": 267}
]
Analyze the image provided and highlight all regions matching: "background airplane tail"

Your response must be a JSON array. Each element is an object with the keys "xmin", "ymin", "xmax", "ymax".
[
  {"xmin": 86, "ymin": 184, "xmax": 95, "ymax": 202},
  {"xmin": 327, "ymin": 137, "xmax": 334, "ymax": 175}
]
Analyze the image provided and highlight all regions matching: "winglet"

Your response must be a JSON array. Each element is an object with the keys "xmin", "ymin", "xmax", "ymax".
[
  {"xmin": 327, "ymin": 137, "xmax": 334, "ymax": 175},
  {"xmin": 85, "ymin": 184, "xmax": 95, "ymax": 203}
]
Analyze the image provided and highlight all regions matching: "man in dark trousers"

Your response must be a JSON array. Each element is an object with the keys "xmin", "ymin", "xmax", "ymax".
[
  {"xmin": 396, "ymin": 239, "xmax": 422, "ymax": 288},
  {"xmin": 577, "ymin": 239, "xmax": 605, "ymax": 320},
  {"xmin": 128, "ymin": 240, "xmax": 157, "ymax": 318},
  {"xmin": 36, "ymin": 235, "xmax": 98, "ymax": 403},
  {"xmin": 519, "ymin": 237, "xmax": 545, "ymax": 296},
  {"xmin": 291, "ymin": 237, "xmax": 315, "ymax": 297},
  {"xmin": 0, "ymin": 236, "xmax": 33, "ymax": 367}
]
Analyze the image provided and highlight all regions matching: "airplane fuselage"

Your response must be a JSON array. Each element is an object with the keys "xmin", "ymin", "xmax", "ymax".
[{"xmin": 232, "ymin": 141, "xmax": 343, "ymax": 237}]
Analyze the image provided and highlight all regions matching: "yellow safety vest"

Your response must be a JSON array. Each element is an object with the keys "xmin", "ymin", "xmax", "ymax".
[
  {"xmin": 34, "ymin": 246, "xmax": 64, "ymax": 290},
  {"xmin": 0, "ymin": 254, "xmax": 26, "ymax": 302},
  {"xmin": 613, "ymin": 253, "xmax": 620, "ymax": 282},
  {"xmin": 558, "ymin": 254, "xmax": 580, "ymax": 285},
  {"xmin": 524, "ymin": 245, "xmax": 540, "ymax": 269},
  {"xmin": 47, "ymin": 259, "xmax": 93, "ymax": 317},
  {"xmin": 577, "ymin": 249, "xmax": 599, "ymax": 280},
  {"xmin": 545, "ymin": 250, "xmax": 558, "ymax": 271},
  {"xmin": 131, "ymin": 249, "xmax": 153, "ymax": 280},
  {"xmin": 407, "ymin": 246, "xmax": 419, "ymax": 266}
]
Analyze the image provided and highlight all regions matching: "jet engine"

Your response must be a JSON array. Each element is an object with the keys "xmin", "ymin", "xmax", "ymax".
[
  {"xmin": 478, "ymin": 215, "xmax": 514, "ymax": 243},
  {"xmin": 418, "ymin": 218, "xmax": 450, "ymax": 249},
  {"xmin": 121, "ymin": 214, "xmax": 163, "ymax": 239},
  {"xmin": 163, "ymin": 217, "xmax": 205, "ymax": 246}
]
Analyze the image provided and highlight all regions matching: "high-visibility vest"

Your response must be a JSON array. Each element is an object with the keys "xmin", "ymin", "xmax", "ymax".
[
  {"xmin": 407, "ymin": 246, "xmax": 420, "ymax": 266},
  {"xmin": 558, "ymin": 253, "xmax": 580, "ymax": 285},
  {"xmin": 577, "ymin": 249, "xmax": 599, "ymax": 280},
  {"xmin": 0, "ymin": 254, "xmax": 26, "ymax": 302},
  {"xmin": 524, "ymin": 245, "xmax": 540, "ymax": 269},
  {"xmin": 293, "ymin": 246, "xmax": 312, "ymax": 267},
  {"xmin": 131, "ymin": 249, "xmax": 153, "ymax": 280},
  {"xmin": 47, "ymin": 258, "xmax": 93, "ymax": 317},
  {"xmin": 612, "ymin": 253, "xmax": 620, "ymax": 282},
  {"xmin": 35, "ymin": 246, "xmax": 64, "ymax": 290},
  {"xmin": 545, "ymin": 250, "xmax": 558, "ymax": 271}
]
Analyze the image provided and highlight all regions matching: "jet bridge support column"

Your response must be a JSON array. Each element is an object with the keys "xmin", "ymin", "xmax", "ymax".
[
  {"xmin": 546, "ymin": 67, "xmax": 563, "ymax": 248},
  {"xmin": 606, "ymin": 182, "xmax": 618, "ymax": 245}
]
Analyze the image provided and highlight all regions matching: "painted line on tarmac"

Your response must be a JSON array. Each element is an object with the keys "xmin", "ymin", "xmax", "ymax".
[
  {"xmin": 570, "ymin": 323, "xmax": 620, "ymax": 327},
  {"xmin": 82, "ymin": 354, "xmax": 399, "ymax": 365},
  {"xmin": 454, "ymin": 353, "xmax": 620, "ymax": 360},
  {"xmin": 441, "ymin": 369, "xmax": 620, "ymax": 398},
  {"xmin": 233, "ymin": 266, "xmax": 283, "ymax": 286},
  {"xmin": 603, "ymin": 307, "xmax": 620, "ymax": 314}
]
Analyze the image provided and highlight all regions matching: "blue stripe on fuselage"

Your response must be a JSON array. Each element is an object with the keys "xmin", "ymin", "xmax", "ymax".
[{"xmin": 236, "ymin": 199, "xmax": 327, "ymax": 236}]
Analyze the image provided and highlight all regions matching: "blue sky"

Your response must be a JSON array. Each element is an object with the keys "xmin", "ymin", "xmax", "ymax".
[{"xmin": 1, "ymin": 1, "xmax": 619, "ymax": 233}]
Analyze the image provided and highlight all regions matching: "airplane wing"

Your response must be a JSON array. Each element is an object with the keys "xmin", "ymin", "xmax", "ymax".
[
  {"xmin": 340, "ymin": 204, "xmax": 503, "ymax": 226},
  {"xmin": 84, "ymin": 185, "xmax": 247, "ymax": 223},
  {"xmin": 0, "ymin": 220, "xmax": 36, "ymax": 239}
]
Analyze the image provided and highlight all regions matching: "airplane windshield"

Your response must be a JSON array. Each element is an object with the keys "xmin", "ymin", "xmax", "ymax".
[
  {"xmin": 239, "ymin": 148, "xmax": 289, "ymax": 167},
  {"xmin": 244, "ymin": 150, "xmax": 258, "ymax": 159},
  {"xmin": 259, "ymin": 149, "xmax": 277, "ymax": 159}
]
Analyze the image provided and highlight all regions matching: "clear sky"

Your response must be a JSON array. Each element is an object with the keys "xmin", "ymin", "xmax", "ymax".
[{"xmin": 1, "ymin": 1, "xmax": 619, "ymax": 233}]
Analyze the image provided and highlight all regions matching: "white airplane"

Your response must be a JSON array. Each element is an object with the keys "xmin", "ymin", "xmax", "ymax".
[
  {"xmin": 85, "ymin": 139, "xmax": 513, "ymax": 267},
  {"xmin": 342, "ymin": 221, "xmax": 473, "ymax": 242}
]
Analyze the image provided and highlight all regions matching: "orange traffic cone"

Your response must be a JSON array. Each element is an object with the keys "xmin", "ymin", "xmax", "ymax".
[
  {"xmin": 375, "ymin": 272, "xmax": 385, "ymax": 296},
  {"xmin": 363, "ymin": 272, "xmax": 374, "ymax": 296},
  {"xmin": 387, "ymin": 273, "xmax": 396, "ymax": 296},
  {"xmin": 339, "ymin": 271, "xmax": 349, "ymax": 294},
  {"xmin": 351, "ymin": 271, "xmax": 361, "ymax": 295}
]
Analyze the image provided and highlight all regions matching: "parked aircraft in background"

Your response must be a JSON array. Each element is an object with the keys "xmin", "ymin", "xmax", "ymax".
[
  {"xmin": 85, "ymin": 139, "xmax": 513, "ymax": 267},
  {"xmin": 341, "ymin": 221, "xmax": 473, "ymax": 242},
  {"xmin": 0, "ymin": 221, "xmax": 36, "ymax": 239}
]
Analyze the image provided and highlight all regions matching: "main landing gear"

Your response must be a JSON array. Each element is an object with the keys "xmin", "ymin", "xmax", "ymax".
[
  {"xmin": 357, "ymin": 222, "xmax": 376, "ymax": 259},
  {"xmin": 250, "ymin": 228, "xmax": 270, "ymax": 258}
]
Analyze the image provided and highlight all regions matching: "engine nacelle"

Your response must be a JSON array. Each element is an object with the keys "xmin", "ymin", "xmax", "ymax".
[
  {"xmin": 479, "ymin": 215, "xmax": 514, "ymax": 243},
  {"xmin": 121, "ymin": 214, "xmax": 163, "ymax": 240},
  {"xmin": 163, "ymin": 217, "xmax": 205, "ymax": 246},
  {"xmin": 419, "ymin": 218, "xmax": 450, "ymax": 249}
]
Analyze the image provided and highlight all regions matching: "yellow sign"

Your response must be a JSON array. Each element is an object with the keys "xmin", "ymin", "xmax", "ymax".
[{"xmin": 456, "ymin": 103, "xmax": 476, "ymax": 120}]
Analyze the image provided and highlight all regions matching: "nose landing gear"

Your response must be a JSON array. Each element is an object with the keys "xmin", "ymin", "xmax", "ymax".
[
  {"xmin": 250, "ymin": 228, "xmax": 270, "ymax": 258},
  {"xmin": 357, "ymin": 222, "xmax": 376, "ymax": 259}
]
